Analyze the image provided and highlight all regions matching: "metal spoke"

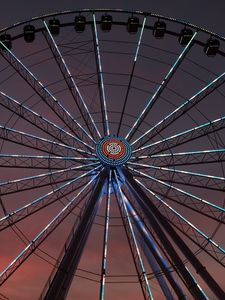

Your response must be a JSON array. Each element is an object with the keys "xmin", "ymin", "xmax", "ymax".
[
  {"xmin": 114, "ymin": 170, "xmax": 154, "ymax": 300},
  {"xmin": 122, "ymin": 167, "xmax": 224, "ymax": 299},
  {"xmin": 121, "ymin": 191, "xmax": 179, "ymax": 300},
  {"xmin": 135, "ymin": 148, "xmax": 225, "ymax": 167},
  {"xmin": 92, "ymin": 13, "xmax": 110, "ymax": 136},
  {"xmin": 0, "ymin": 125, "xmax": 94, "ymax": 157},
  {"xmin": 121, "ymin": 187, "xmax": 189, "ymax": 299},
  {"xmin": 135, "ymin": 178, "xmax": 225, "ymax": 268},
  {"xmin": 128, "ymin": 161, "xmax": 225, "ymax": 191},
  {"xmin": 100, "ymin": 170, "xmax": 112, "ymax": 300},
  {"xmin": 43, "ymin": 20, "xmax": 101, "ymax": 141},
  {"xmin": 131, "ymin": 70, "xmax": 225, "ymax": 148},
  {"xmin": 0, "ymin": 91, "xmax": 94, "ymax": 151},
  {"xmin": 133, "ymin": 115, "xmax": 225, "ymax": 155},
  {"xmin": 0, "ymin": 154, "xmax": 97, "ymax": 169},
  {"xmin": 0, "ymin": 165, "xmax": 101, "ymax": 231},
  {"xmin": 185, "ymin": 267, "xmax": 209, "ymax": 300},
  {"xmin": 128, "ymin": 166, "xmax": 225, "ymax": 223},
  {"xmin": 0, "ymin": 162, "xmax": 99, "ymax": 196},
  {"xmin": 117, "ymin": 17, "xmax": 146, "ymax": 136},
  {"xmin": 0, "ymin": 41, "xmax": 95, "ymax": 144},
  {"xmin": 42, "ymin": 168, "xmax": 107, "ymax": 300},
  {"xmin": 0, "ymin": 170, "xmax": 102, "ymax": 286},
  {"xmin": 125, "ymin": 31, "xmax": 197, "ymax": 141}
]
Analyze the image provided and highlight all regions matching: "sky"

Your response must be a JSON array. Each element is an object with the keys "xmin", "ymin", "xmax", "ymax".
[
  {"xmin": 0, "ymin": 0, "xmax": 225, "ymax": 36},
  {"xmin": 0, "ymin": 1, "xmax": 225, "ymax": 300}
]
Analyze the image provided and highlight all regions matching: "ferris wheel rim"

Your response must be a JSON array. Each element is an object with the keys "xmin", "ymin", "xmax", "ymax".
[{"xmin": 0, "ymin": 8, "xmax": 224, "ymax": 300}]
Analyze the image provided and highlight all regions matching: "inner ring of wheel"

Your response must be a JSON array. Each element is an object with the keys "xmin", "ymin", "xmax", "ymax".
[{"xmin": 96, "ymin": 136, "xmax": 132, "ymax": 166}]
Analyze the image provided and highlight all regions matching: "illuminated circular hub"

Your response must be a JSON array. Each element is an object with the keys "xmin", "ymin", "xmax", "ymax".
[{"xmin": 96, "ymin": 136, "xmax": 132, "ymax": 166}]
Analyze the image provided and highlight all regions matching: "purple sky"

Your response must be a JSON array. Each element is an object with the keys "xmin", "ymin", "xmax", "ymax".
[{"xmin": 0, "ymin": 0, "xmax": 224, "ymax": 36}]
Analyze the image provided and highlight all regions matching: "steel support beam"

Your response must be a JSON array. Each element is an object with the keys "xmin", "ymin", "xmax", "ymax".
[
  {"xmin": 113, "ymin": 171, "xmax": 153, "ymax": 300},
  {"xmin": 128, "ymin": 166, "xmax": 225, "ymax": 224},
  {"xmin": 0, "ymin": 167, "xmax": 100, "ymax": 232},
  {"xmin": 99, "ymin": 170, "xmax": 112, "ymax": 300},
  {"xmin": 128, "ymin": 161, "xmax": 225, "ymax": 192},
  {"xmin": 134, "ymin": 179, "xmax": 225, "ymax": 268},
  {"xmin": 147, "ymin": 148, "xmax": 225, "ymax": 167},
  {"xmin": 0, "ymin": 162, "xmax": 98, "ymax": 196},
  {"xmin": 121, "ymin": 167, "xmax": 225, "ymax": 299},
  {"xmin": 43, "ymin": 168, "xmax": 108, "ymax": 300},
  {"xmin": 123, "ymin": 192, "xmax": 178, "ymax": 300}
]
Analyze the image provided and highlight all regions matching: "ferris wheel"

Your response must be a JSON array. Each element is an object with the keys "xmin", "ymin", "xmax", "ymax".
[{"xmin": 0, "ymin": 9, "xmax": 225, "ymax": 300}]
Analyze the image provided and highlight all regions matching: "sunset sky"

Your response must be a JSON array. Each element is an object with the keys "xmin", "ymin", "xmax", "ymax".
[{"xmin": 0, "ymin": 1, "xmax": 225, "ymax": 300}]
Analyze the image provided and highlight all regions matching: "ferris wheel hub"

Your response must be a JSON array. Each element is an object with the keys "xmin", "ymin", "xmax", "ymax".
[{"xmin": 96, "ymin": 135, "xmax": 132, "ymax": 166}]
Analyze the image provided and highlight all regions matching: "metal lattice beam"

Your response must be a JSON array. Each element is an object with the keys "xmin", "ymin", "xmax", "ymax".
[
  {"xmin": 131, "ymin": 70, "xmax": 225, "ymax": 148},
  {"xmin": 0, "ymin": 172, "xmax": 101, "ymax": 286},
  {"xmin": 117, "ymin": 17, "xmax": 147, "ymax": 136},
  {"xmin": 114, "ymin": 170, "xmax": 154, "ymax": 300},
  {"xmin": 43, "ymin": 20, "xmax": 101, "ymax": 141},
  {"xmin": 135, "ymin": 148, "xmax": 225, "ymax": 167},
  {"xmin": 122, "ymin": 167, "xmax": 225, "ymax": 299},
  {"xmin": 129, "ymin": 161, "xmax": 225, "ymax": 192},
  {"xmin": 0, "ymin": 162, "xmax": 98, "ymax": 196},
  {"xmin": 0, "ymin": 166, "xmax": 101, "ymax": 231},
  {"xmin": 135, "ymin": 178, "xmax": 225, "ymax": 268},
  {"xmin": 92, "ymin": 13, "xmax": 110, "ymax": 136},
  {"xmin": 128, "ymin": 166, "xmax": 225, "ymax": 224},
  {"xmin": 133, "ymin": 115, "xmax": 225, "ymax": 156},
  {"xmin": 0, "ymin": 154, "xmax": 96, "ymax": 169},
  {"xmin": 43, "ymin": 168, "xmax": 107, "ymax": 300},
  {"xmin": 0, "ymin": 125, "xmax": 93, "ymax": 157},
  {"xmin": 0, "ymin": 41, "xmax": 95, "ymax": 145},
  {"xmin": 0, "ymin": 91, "xmax": 93, "ymax": 152},
  {"xmin": 126, "ymin": 32, "xmax": 197, "ymax": 141}
]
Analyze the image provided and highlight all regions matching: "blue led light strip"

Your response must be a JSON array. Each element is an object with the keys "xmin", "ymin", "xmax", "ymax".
[
  {"xmin": 131, "ymin": 70, "xmax": 225, "ymax": 147},
  {"xmin": 128, "ymin": 161, "xmax": 225, "ymax": 186},
  {"xmin": 0, "ymin": 125, "xmax": 95, "ymax": 157},
  {"xmin": 0, "ymin": 40, "xmax": 95, "ymax": 144},
  {"xmin": 0, "ymin": 165, "xmax": 101, "ymax": 230},
  {"xmin": 137, "ymin": 148, "xmax": 225, "ymax": 160},
  {"xmin": 0, "ymin": 169, "xmax": 102, "ymax": 285},
  {"xmin": 0, "ymin": 90, "xmax": 94, "ymax": 151},
  {"xmin": 128, "ymin": 166, "xmax": 225, "ymax": 214},
  {"xmin": 93, "ymin": 13, "xmax": 110, "ymax": 136},
  {"xmin": 122, "ymin": 192, "xmax": 180, "ymax": 299},
  {"xmin": 114, "ymin": 170, "xmax": 154, "ymax": 300},
  {"xmin": 133, "ymin": 115, "xmax": 225, "ymax": 154},
  {"xmin": 135, "ymin": 178, "xmax": 225, "ymax": 257},
  {"xmin": 100, "ymin": 170, "xmax": 112, "ymax": 300},
  {"xmin": 125, "ymin": 31, "xmax": 197, "ymax": 141},
  {"xmin": 43, "ymin": 20, "xmax": 101, "ymax": 141},
  {"xmin": 0, "ymin": 162, "xmax": 99, "ymax": 194}
]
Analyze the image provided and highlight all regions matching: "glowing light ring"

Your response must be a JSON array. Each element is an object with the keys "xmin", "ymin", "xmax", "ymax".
[{"xmin": 96, "ymin": 136, "xmax": 132, "ymax": 166}]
